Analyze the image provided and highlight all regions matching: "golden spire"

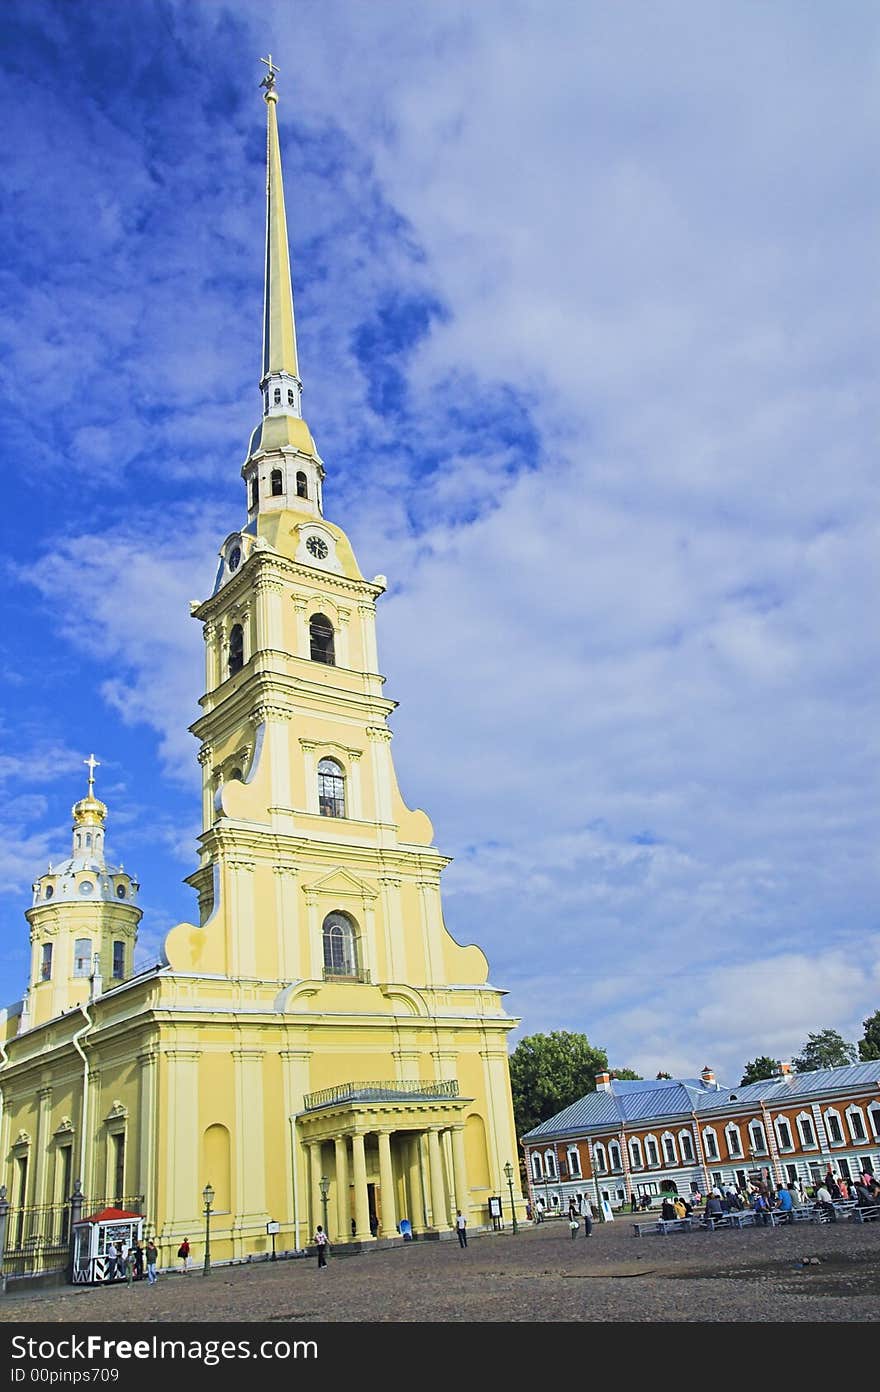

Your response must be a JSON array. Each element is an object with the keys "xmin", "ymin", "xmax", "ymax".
[{"xmin": 260, "ymin": 55, "xmax": 300, "ymax": 387}]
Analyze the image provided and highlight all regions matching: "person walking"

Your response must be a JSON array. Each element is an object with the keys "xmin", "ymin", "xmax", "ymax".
[
  {"xmin": 132, "ymin": 1241, "xmax": 144, "ymax": 1281},
  {"xmin": 314, "ymin": 1224, "xmax": 329, "ymax": 1269},
  {"xmin": 583, "ymin": 1202, "xmax": 593, "ymax": 1237},
  {"xmin": 118, "ymin": 1240, "xmax": 130, "ymax": 1284},
  {"xmin": 145, "ymin": 1238, "xmax": 159, "ymax": 1285},
  {"xmin": 105, "ymin": 1243, "xmax": 118, "ymax": 1283},
  {"xmin": 455, "ymin": 1209, "xmax": 468, "ymax": 1248},
  {"xmin": 177, "ymin": 1237, "xmax": 190, "ymax": 1273}
]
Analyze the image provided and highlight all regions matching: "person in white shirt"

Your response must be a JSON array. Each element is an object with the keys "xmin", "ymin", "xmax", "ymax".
[{"xmin": 455, "ymin": 1210, "xmax": 468, "ymax": 1248}]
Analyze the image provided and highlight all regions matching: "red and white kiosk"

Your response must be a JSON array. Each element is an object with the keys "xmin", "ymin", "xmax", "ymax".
[{"xmin": 71, "ymin": 1206, "xmax": 144, "ymax": 1284}]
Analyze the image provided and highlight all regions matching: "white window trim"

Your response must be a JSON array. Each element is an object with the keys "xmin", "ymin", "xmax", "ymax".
[
  {"xmin": 608, "ymin": 1142, "xmax": 622, "ymax": 1172},
  {"xmin": 566, "ymin": 1145, "xmax": 582, "ymax": 1178},
  {"xmin": 593, "ymin": 1142, "xmax": 608, "ymax": 1174},
  {"xmin": 645, "ymin": 1134, "xmax": 660, "ymax": 1167},
  {"xmin": 702, "ymin": 1127, "xmax": 719, "ymax": 1161},
  {"xmin": 823, "ymin": 1108, "xmax": 845, "ymax": 1146},
  {"xmin": 530, "ymin": 1152, "xmax": 543, "ymax": 1180},
  {"xmin": 543, "ymin": 1149, "xmax": 557, "ymax": 1179},
  {"xmin": 748, "ymin": 1121, "xmax": 767, "ymax": 1155},
  {"xmin": 629, "ymin": 1137, "xmax": 644, "ymax": 1170},
  {"xmin": 661, "ymin": 1131, "xmax": 678, "ymax": 1165},
  {"xmin": 868, "ymin": 1103, "xmax": 880, "ymax": 1141},
  {"xmin": 725, "ymin": 1123, "xmax": 743, "ymax": 1159},
  {"xmin": 678, "ymin": 1129, "xmax": 695, "ymax": 1163},
  {"xmin": 774, "ymin": 1115, "xmax": 794, "ymax": 1152},
  {"xmin": 845, "ymin": 1105, "xmax": 867, "ymax": 1143},
  {"xmin": 796, "ymin": 1110, "xmax": 818, "ymax": 1150}
]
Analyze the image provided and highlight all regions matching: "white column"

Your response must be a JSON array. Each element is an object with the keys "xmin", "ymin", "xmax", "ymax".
[
  {"xmin": 377, "ymin": 1129, "xmax": 397, "ymax": 1237},
  {"xmin": 366, "ymin": 727, "xmax": 394, "ymax": 824},
  {"xmin": 351, "ymin": 1133, "xmax": 372, "ymax": 1240},
  {"xmin": 427, "ymin": 1128, "xmax": 448, "ymax": 1231},
  {"xmin": 304, "ymin": 890, "xmax": 323, "ymax": 980},
  {"xmin": 450, "ymin": 1125, "xmax": 469, "ymax": 1213},
  {"xmin": 334, "ymin": 1135, "xmax": 349, "ymax": 1243}
]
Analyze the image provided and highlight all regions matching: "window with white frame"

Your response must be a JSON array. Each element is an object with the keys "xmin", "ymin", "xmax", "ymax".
[
  {"xmin": 678, "ymin": 1130, "xmax": 695, "ymax": 1163},
  {"xmin": 662, "ymin": 1133, "xmax": 677, "ymax": 1165},
  {"xmin": 824, "ymin": 1109, "xmax": 844, "ymax": 1146},
  {"xmin": 317, "ymin": 758, "xmax": 346, "ymax": 818},
  {"xmin": 531, "ymin": 1152, "xmax": 543, "ymax": 1181},
  {"xmin": 725, "ymin": 1123, "xmax": 743, "ymax": 1158},
  {"xmin": 593, "ymin": 1143, "xmax": 608, "ymax": 1173},
  {"xmin": 645, "ymin": 1135, "xmax": 659, "ymax": 1167},
  {"xmin": 73, "ymin": 939, "xmax": 92, "ymax": 977},
  {"xmin": 567, "ymin": 1146, "xmax": 582, "ymax": 1178},
  {"xmin": 775, "ymin": 1116, "xmax": 793, "ymax": 1151},
  {"xmin": 322, "ymin": 912, "xmax": 358, "ymax": 977},
  {"xmin": 544, "ymin": 1150, "xmax": 557, "ymax": 1179},
  {"xmin": 846, "ymin": 1106, "xmax": 867, "ymax": 1142},
  {"xmin": 608, "ymin": 1142, "xmax": 621, "ymax": 1171},
  {"xmin": 796, "ymin": 1112, "xmax": 817, "ymax": 1149},
  {"xmin": 869, "ymin": 1104, "xmax": 880, "ymax": 1141},
  {"xmin": 785, "ymin": 1163, "xmax": 799, "ymax": 1186},
  {"xmin": 629, "ymin": 1137, "xmax": 644, "ymax": 1169},
  {"xmin": 748, "ymin": 1120, "xmax": 767, "ymax": 1155},
  {"xmin": 702, "ymin": 1128, "xmax": 719, "ymax": 1161}
]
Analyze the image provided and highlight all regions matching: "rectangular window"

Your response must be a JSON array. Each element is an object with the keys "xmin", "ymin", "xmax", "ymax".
[
  {"xmin": 663, "ymin": 1138, "xmax": 676, "ymax": 1163},
  {"xmin": 808, "ymin": 1161, "xmax": 822, "ymax": 1184},
  {"xmin": 704, "ymin": 1135, "xmax": 718, "ymax": 1160},
  {"xmin": 73, "ymin": 939, "xmax": 92, "ymax": 977},
  {"xmin": 646, "ymin": 1141, "xmax": 659, "ymax": 1166},
  {"xmin": 40, "ymin": 943, "xmax": 53, "ymax": 981},
  {"xmin": 777, "ymin": 1121, "xmax": 792, "ymax": 1150},
  {"xmin": 838, "ymin": 1158, "xmax": 852, "ymax": 1182},
  {"xmin": 680, "ymin": 1135, "xmax": 694, "ymax": 1163},
  {"xmin": 112, "ymin": 1134, "xmax": 125, "ymax": 1206},
  {"xmin": 785, "ymin": 1164, "xmax": 799, "ymax": 1185},
  {"xmin": 727, "ymin": 1131, "xmax": 742, "ymax": 1157},
  {"xmin": 848, "ymin": 1112, "xmax": 866, "ymax": 1141},
  {"xmin": 749, "ymin": 1125, "xmax": 767, "ymax": 1154},
  {"xmin": 861, "ymin": 1156, "xmax": 875, "ymax": 1176},
  {"xmin": 799, "ymin": 1119, "xmax": 816, "ymax": 1147},
  {"xmin": 827, "ymin": 1115, "xmax": 843, "ymax": 1144},
  {"xmin": 112, "ymin": 941, "xmax": 125, "ymax": 979}
]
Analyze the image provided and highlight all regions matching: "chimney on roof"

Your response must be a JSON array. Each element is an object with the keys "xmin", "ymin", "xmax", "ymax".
[
  {"xmin": 779, "ymin": 1061, "xmax": 794, "ymax": 1080},
  {"xmin": 700, "ymin": 1065, "xmax": 716, "ymax": 1088},
  {"xmin": 595, "ymin": 1071, "xmax": 612, "ymax": 1093}
]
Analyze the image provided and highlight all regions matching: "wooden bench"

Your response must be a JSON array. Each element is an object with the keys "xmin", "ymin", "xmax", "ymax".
[{"xmin": 850, "ymin": 1204, "xmax": 880, "ymax": 1223}]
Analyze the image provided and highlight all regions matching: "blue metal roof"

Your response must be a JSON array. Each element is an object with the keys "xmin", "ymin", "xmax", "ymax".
[{"xmin": 521, "ymin": 1062, "xmax": 880, "ymax": 1142}]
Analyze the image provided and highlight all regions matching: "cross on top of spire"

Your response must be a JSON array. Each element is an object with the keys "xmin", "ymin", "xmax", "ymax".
[
  {"xmin": 84, "ymin": 753, "xmax": 100, "ymax": 794},
  {"xmin": 259, "ymin": 54, "xmax": 280, "ymax": 93}
]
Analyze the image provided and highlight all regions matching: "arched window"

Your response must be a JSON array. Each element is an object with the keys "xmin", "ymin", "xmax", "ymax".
[
  {"xmin": 645, "ymin": 1135, "xmax": 660, "ymax": 1166},
  {"xmin": 593, "ymin": 1143, "xmax": 607, "ymax": 1174},
  {"xmin": 567, "ymin": 1145, "xmax": 582, "ymax": 1178},
  {"xmin": 287, "ymin": 388, "xmax": 295, "ymax": 405},
  {"xmin": 309, "ymin": 613, "xmax": 335, "ymax": 665},
  {"xmin": 824, "ymin": 1109, "xmax": 844, "ymax": 1145},
  {"xmin": 846, "ymin": 1105, "xmax": 867, "ymax": 1142},
  {"xmin": 250, "ymin": 478, "xmax": 259, "ymax": 509},
  {"xmin": 629, "ymin": 1137, "xmax": 644, "ymax": 1169},
  {"xmin": 725, "ymin": 1124, "xmax": 743, "ymax": 1158},
  {"xmin": 296, "ymin": 471, "xmax": 308, "ymax": 499},
  {"xmin": 40, "ymin": 943, "xmax": 52, "ymax": 981},
  {"xmin": 796, "ymin": 1112, "xmax": 817, "ymax": 1149},
  {"xmin": 774, "ymin": 1116, "xmax": 793, "ymax": 1151},
  {"xmin": 678, "ymin": 1130, "xmax": 695, "ymax": 1163},
  {"xmin": 273, "ymin": 387, "xmax": 281, "ymax": 405},
  {"xmin": 322, "ymin": 912, "xmax": 358, "ymax": 978},
  {"xmin": 868, "ymin": 1103, "xmax": 880, "ymax": 1141},
  {"xmin": 662, "ymin": 1133, "xmax": 677, "ymax": 1164},
  {"xmin": 543, "ymin": 1150, "xmax": 557, "ymax": 1179},
  {"xmin": 270, "ymin": 468, "xmax": 283, "ymax": 496},
  {"xmin": 748, "ymin": 1120, "xmax": 767, "ymax": 1155},
  {"xmin": 608, "ymin": 1142, "xmax": 621, "ymax": 1172},
  {"xmin": 73, "ymin": 939, "xmax": 92, "ymax": 977},
  {"xmin": 702, "ymin": 1128, "xmax": 719, "ymax": 1161},
  {"xmin": 531, "ymin": 1152, "xmax": 543, "ymax": 1180},
  {"xmin": 112, "ymin": 942, "xmax": 125, "ymax": 979},
  {"xmin": 318, "ymin": 758, "xmax": 345, "ymax": 817},
  {"xmin": 84, "ymin": 833, "xmax": 92, "ymax": 848},
  {"xmin": 228, "ymin": 624, "xmax": 244, "ymax": 676}
]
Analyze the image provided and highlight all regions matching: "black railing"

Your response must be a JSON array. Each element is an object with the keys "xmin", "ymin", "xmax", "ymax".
[
  {"xmin": 2, "ymin": 1193, "xmax": 143, "ymax": 1283},
  {"xmin": 303, "ymin": 1079, "xmax": 460, "ymax": 1110}
]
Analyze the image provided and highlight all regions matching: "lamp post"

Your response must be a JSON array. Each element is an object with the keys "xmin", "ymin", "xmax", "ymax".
[
  {"xmin": 318, "ymin": 1176, "xmax": 330, "ymax": 1240},
  {"xmin": 202, "ymin": 1183, "xmax": 214, "ymax": 1276},
  {"xmin": 503, "ymin": 1161, "xmax": 518, "ymax": 1234}
]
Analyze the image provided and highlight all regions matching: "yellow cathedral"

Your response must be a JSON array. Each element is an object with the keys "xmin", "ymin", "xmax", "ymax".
[{"xmin": 0, "ymin": 62, "xmax": 524, "ymax": 1274}]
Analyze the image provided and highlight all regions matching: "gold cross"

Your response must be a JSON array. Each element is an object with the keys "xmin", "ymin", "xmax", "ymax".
[
  {"xmin": 259, "ymin": 54, "xmax": 280, "ymax": 89},
  {"xmin": 84, "ymin": 753, "xmax": 100, "ymax": 793}
]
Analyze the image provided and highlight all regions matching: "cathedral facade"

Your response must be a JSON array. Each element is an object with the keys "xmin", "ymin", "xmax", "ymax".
[{"xmin": 0, "ymin": 66, "xmax": 523, "ymax": 1277}]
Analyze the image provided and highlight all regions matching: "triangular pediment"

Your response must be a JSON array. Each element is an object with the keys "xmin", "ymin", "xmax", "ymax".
[{"xmin": 302, "ymin": 866, "xmax": 378, "ymax": 901}]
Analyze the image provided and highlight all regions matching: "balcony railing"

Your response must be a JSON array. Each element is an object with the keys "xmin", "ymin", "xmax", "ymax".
[{"xmin": 303, "ymin": 1079, "xmax": 460, "ymax": 1111}]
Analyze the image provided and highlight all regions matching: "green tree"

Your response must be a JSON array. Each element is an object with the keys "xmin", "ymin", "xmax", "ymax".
[
  {"xmin": 792, "ymin": 1028, "xmax": 857, "ymax": 1072},
  {"xmin": 858, "ymin": 1010, "xmax": 880, "ymax": 1061},
  {"xmin": 609, "ymin": 1068, "xmax": 643, "ymax": 1080},
  {"xmin": 509, "ymin": 1031, "xmax": 608, "ymax": 1138},
  {"xmin": 739, "ymin": 1056, "xmax": 781, "ymax": 1087},
  {"xmin": 655, "ymin": 1071, "xmax": 672, "ymax": 1080}
]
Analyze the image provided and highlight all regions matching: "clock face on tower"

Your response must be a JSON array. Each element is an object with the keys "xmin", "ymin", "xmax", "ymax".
[{"xmin": 306, "ymin": 535, "xmax": 328, "ymax": 560}]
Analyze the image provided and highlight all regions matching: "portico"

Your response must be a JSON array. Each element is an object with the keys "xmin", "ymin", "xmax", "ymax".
[{"xmin": 297, "ymin": 1080, "xmax": 472, "ymax": 1243}]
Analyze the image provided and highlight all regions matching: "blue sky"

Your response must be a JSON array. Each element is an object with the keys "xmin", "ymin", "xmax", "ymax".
[{"xmin": 1, "ymin": 0, "xmax": 878, "ymax": 1085}]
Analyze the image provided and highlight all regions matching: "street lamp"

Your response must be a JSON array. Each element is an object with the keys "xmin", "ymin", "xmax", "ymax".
[
  {"xmin": 318, "ymin": 1175, "xmax": 330, "ymax": 1239},
  {"xmin": 202, "ymin": 1183, "xmax": 214, "ymax": 1276},
  {"xmin": 503, "ymin": 1161, "xmax": 518, "ymax": 1234}
]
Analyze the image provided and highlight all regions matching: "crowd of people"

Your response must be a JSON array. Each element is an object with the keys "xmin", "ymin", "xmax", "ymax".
[{"xmin": 650, "ymin": 1166, "xmax": 880, "ymax": 1227}]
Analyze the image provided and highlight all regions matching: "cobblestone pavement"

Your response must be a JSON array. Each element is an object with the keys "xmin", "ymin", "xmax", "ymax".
[{"xmin": 1, "ymin": 1218, "xmax": 878, "ymax": 1324}]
